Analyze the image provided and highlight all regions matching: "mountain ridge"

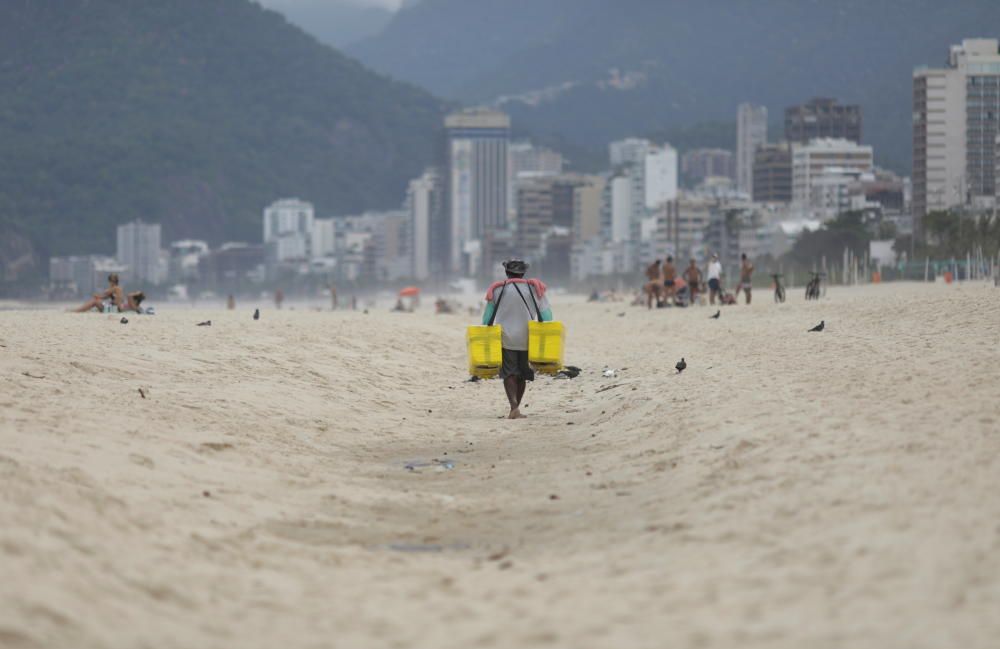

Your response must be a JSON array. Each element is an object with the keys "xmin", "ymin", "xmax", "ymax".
[
  {"xmin": 0, "ymin": 0, "xmax": 446, "ymax": 276},
  {"xmin": 350, "ymin": 0, "xmax": 1000, "ymax": 173}
]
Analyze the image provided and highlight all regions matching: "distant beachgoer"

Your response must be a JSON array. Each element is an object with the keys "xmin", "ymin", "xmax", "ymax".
[
  {"xmin": 120, "ymin": 291, "xmax": 146, "ymax": 312},
  {"xmin": 707, "ymin": 253, "xmax": 723, "ymax": 305},
  {"xmin": 736, "ymin": 253, "xmax": 754, "ymax": 304},
  {"xmin": 328, "ymin": 282, "xmax": 338, "ymax": 310},
  {"xmin": 392, "ymin": 298, "xmax": 408, "ymax": 312},
  {"xmin": 435, "ymin": 298, "xmax": 453, "ymax": 314},
  {"xmin": 274, "ymin": 288, "xmax": 284, "ymax": 310},
  {"xmin": 227, "ymin": 294, "xmax": 235, "ymax": 310},
  {"xmin": 683, "ymin": 259, "xmax": 702, "ymax": 304},
  {"xmin": 481, "ymin": 259, "xmax": 553, "ymax": 420},
  {"xmin": 73, "ymin": 274, "xmax": 123, "ymax": 312},
  {"xmin": 644, "ymin": 259, "xmax": 662, "ymax": 309},
  {"xmin": 662, "ymin": 256, "xmax": 677, "ymax": 300},
  {"xmin": 588, "ymin": 288, "xmax": 600, "ymax": 302}
]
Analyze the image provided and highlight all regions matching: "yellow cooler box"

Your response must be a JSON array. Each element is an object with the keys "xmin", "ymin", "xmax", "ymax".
[
  {"xmin": 466, "ymin": 325, "xmax": 502, "ymax": 378},
  {"xmin": 528, "ymin": 321, "xmax": 565, "ymax": 374}
]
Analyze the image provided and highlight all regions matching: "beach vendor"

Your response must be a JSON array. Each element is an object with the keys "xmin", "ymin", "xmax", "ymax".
[{"xmin": 481, "ymin": 259, "xmax": 553, "ymax": 420}]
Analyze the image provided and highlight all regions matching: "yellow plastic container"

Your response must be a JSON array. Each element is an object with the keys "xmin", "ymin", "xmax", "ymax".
[
  {"xmin": 528, "ymin": 320, "xmax": 565, "ymax": 374},
  {"xmin": 466, "ymin": 325, "xmax": 502, "ymax": 378}
]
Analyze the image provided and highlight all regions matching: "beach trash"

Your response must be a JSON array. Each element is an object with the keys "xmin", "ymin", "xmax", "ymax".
[
  {"xmin": 466, "ymin": 325, "xmax": 502, "ymax": 378},
  {"xmin": 528, "ymin": 321, "xmax": 565, "ymax": 374}
]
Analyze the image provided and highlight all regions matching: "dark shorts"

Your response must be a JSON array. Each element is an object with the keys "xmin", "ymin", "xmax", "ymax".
[
  {"xmin": 708, "ymin": 278, "xmax": 721, "ymax": 291},
  {"xmin": 500, "ymin": 348, "xmax": 534, "ymax": 381},
  {"xmin": 664, "ymin": 279, "xmax": 675, "ymax": 287}
]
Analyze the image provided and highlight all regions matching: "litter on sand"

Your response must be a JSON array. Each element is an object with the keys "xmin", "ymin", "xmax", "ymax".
[
  {"xmin": 554, "ymin": 365, "xmax": 582, "ymax": 380},
  {"xmin": 404, "ymin": 459, "xmax": 455, "ymax": 472}
]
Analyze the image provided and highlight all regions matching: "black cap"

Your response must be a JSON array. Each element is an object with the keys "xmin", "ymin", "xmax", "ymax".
[{"xmin": 503, "ymin": 259, "xmax": 529, "ymax": 274}]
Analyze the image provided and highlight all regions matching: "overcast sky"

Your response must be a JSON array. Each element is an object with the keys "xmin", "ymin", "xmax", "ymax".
[{"xmin": 259, "ymin": 0, "xmax": 405, "ymax": 10}]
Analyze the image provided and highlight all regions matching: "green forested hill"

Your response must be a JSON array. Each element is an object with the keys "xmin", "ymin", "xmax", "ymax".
[{"xmin": 0, "ymin": 0, "xmax": 445, "ymax": 271}]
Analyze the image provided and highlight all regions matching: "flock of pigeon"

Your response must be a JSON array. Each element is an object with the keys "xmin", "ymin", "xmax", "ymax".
[
  {"xmin": 671, "ymin": 311, "xmax": 825, "ymax": 374},
  {"xmin": 115, "ymin": 304, "xmax": 826, "ymax": 383}
]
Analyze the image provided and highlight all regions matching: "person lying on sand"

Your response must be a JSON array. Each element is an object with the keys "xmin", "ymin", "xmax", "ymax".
[
  {"xmin": 120, "ymin": 291, "xmax": 146, "ymax": 312},
  {"xmin": 481, "ymin": 259, "xmax": 553, "ymax": 420}
]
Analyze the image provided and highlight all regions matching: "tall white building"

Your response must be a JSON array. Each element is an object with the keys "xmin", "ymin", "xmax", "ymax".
[
  {"xmin": 408, "ymin": 171, "xmax": 438, "ymax": 281},
  {"xmin": 914, "ymin": 38, "xmax": 1000, "ymax": 234},
  {"xmin": 644, "ymin": 145, "xmax": 679, "ymax": 209},
  {"xmin": 116, "ymin": 220, "xmax": 163, "ymax": 284},
  {"xmin": 311, "ymin": 218, "xmax": 336, "ymax": 258},
  {"xmin": 263, "ymin": 198, "xmax": 315, "ymax": 262},
  {"xmin": 609, "ymin": 174, "xmax": 632, "ymax": 243},
  {"xmin": 509, "ymin": 142, "xmax": 564, "ymax": 178},
  {"xmin": 610, "ymin": 138, "xmax": 652, "ymax": 167},
  {"xmin": 607, "ymin": 138, "xmax": 678, "ymax": 244},
  {"xmin": 737, "ymin": 103, "xmax": 768, "ymax": 195},
  {"xmin": 508, "ymin": 142, "xmax": 564, "ymax": 215},
  {"xmin": 791, "ymin": 138, "xmax": 874, "ymax": 211},
  {"xmin": 445, "ymin": 108, "xmax": 510, "ymax": 275}
]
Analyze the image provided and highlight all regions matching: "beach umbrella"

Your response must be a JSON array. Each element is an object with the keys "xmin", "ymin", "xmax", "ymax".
[{"xmin": 398, "ymin": 287, "xmax": 421, "ymax": 297}]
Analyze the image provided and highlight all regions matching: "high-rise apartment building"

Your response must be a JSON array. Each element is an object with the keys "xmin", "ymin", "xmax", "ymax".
[
  {"xmin": 913, "ymin": 38, "xmax": 1000, "ymax": 234},
  {"xmin": 573, "ymin": 175, "xmax": 606, "ymax": 243},
  {"xmin": 682, "ymin": 148, "xmax": 736, "ymax": 185},
  {"xmin": 752, "ymin": 143, "xmax": 793, "ymax": 203},
  {"xmin": 607, "ymin": 137, "xmax": 678, "ymax": 242},
  {"xmin": 407, "ymin": 168, "xmax": 445, "ymax": 281},
  {"xmin": 996, "ymin": 133, "xmax": 1000, "ymax": 204},
  {"xmin": 605, "ymin": 174, "xmax": 633, "ymax": 243},
  {"xmin": 445, "ymin": 108, "xmax": 510, "ymax": 275},
  {"xmin": 643, "ymin": 145, "xmax": 679, "ymax": 210},
  {"xmin": 116, "ymin": 219, "xmax": 163, "ymax": 284},
  {"xmin": 515, "ymin": 176, "xmax": 583, "ymax": 263},
  {"xmin": 610, "ymin": 138, "xmax": 651, "ymax": 167},
  {"xmin": 263, "ymin": 198, "xmax": 315, "ymax": 263},
  {"xmin": 737, "ymin": 103, "xmax": 768, "ymax": 194},
  {"xmin": 791, "ymin": 138, "xmax": 874, "ymax": 208},
  {"xmin": 509, "ymin": 142, "xmax": 564, "ymax": 179},
  {"xmin": 508, "ymin": 142, "xmax": 564, "ymax": 220},
  {"xmin": 785, "ymin": 98, "xmax": 862, "ymax": 144}
]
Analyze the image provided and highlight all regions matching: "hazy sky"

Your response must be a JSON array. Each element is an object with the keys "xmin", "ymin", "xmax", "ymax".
[{"xmin": 260, "ymin": 0, "xmax": 404, "ymax": 10}]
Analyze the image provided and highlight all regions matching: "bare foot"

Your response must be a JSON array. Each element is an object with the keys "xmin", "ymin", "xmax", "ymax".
[{"xmin": 507, "ymin": 409, "xmax": 527, "ymax": 420}]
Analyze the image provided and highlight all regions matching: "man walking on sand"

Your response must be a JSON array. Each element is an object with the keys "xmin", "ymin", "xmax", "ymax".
[
  {"xmin": 707, "ymin": 253, "xmax": 723, "ymax": 305},
  {"xmin": 736, "ymin": 253, "xmax": 754, "ymax": 304},
  {"xmin": 481, "ymin": 259, "xmax": 553, "ymax": 420}
]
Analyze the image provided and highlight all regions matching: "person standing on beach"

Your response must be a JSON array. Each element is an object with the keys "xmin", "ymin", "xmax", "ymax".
[
  {"xmin": 274, "ymin": 288, "xmax": 284, "ymax": 310},
  {"xmin": 662, "ymin": 256, "xmax": 677, "ymax": 301},
  {"xmin": 481, "ymin": 259, "xmax": 553, "ymax": 420},
  {"xmin": 644, "ymin": 259, "xmax": 662, "ymax": 309},
  {"xmin": 736, "ymin": 253, "xmax": 754, "ymax": 304},
  {"xmin": 683, "ymin": 259, "xmax": 702, "ymax": 304},
  {"xmin": 327, "ymin": 281, "xmax": 338, "ymax": 310},
  {"xmin": 707, "ymin": 253, "xmax": 723, "ymax": 305}
]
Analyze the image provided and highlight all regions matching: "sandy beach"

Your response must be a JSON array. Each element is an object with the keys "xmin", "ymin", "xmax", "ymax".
[{"xmin": 1, "ymin": 282, "xmax": 998, "ymax": 649}]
